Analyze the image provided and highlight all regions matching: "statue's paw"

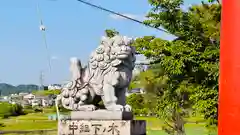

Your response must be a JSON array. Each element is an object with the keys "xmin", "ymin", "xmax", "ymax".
[
  {"xmin": 124, "ymin": 104, "xmax": 132, "ymax": 112},
  {"xmin": 106, "ymin": 105, "xmax": 124, "ymax": 112},
  {"xmin": 78, "ymin": 105, "xmax": 96, "ymax": 111},
  {"xmin": 80, "ymin": 94, "xmax": 88, "ymax": 101}
]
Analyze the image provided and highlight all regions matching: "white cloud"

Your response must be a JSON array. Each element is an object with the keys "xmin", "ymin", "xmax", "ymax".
[
  {"xmin": 51, "ymin": 56, "xmax": 58, "ymax": 60},
  {"xmin": 109, "ymin": 13, "xmax": 145, "ymax": 21}
]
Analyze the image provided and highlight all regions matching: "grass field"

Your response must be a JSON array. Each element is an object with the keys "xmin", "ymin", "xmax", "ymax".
[{"xmin": 0, "ymin": 113, "xmax": 217, "ymax": 135}]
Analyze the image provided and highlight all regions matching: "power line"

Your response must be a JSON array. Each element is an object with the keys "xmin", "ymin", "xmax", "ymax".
[
  {"xmin": 76, "ymin": 0, "xmax": 170, "ymax": 34},
  {"xmin": 36, "ymin": 1, "xmax": 52, "ymax": 73}
]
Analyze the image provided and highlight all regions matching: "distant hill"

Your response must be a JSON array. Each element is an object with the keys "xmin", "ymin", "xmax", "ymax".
[{"xmin": 0, "ymin": 83, "xmax": 39, "ymax": 96}]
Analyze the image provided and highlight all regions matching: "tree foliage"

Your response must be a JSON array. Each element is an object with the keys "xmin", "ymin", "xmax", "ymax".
[
  {"xmin": 105, "ymin": 29, "xmax": 119, "ymax": 38},
  {"xmin": 32, "ymin": 90, "xmax": 61, "ymax": 96},
  {"xmin": 133, "ymin": 0, "xmax": 220, "ymax": 131},
  {"xmin": 126, "ymin": 94, "xmax": 152, "ymax": 116},
  {"xmin": 136, "ymin": 65, "xmax": 189, "ymax": 135},
  {"xmin": 0, "ymin": 102, "xmax": 25, "ymax": 118}
]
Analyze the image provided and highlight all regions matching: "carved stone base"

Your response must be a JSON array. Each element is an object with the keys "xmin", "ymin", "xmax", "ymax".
[
  {"xmin": 58, "ymin": 120, "xmax": 146, "ymax": 135},
  {"xmin": 70, "ymin": 110, "xmax": 134, "ymax": 120}
]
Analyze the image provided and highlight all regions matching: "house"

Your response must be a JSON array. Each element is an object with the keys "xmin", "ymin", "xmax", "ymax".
[
  {"xmin": 22, "ymin": 94, "xmax": 42, "ymax": 107},
  {"xmin": 0, "ymin": 96, "xmax": 9, "ymax": 100},
  {"xmin": 23, "ymin": 93, "xmax": 35, "ymax": 100},
  {"xmin": 10, "ymin": 93, "xmax": 17, "ymax": 96},
  {"xmin": 19, "ymin": 92, "xmax": 29, "ymax": 97},
  {"xmin": 48, "ymin": 84, "xmax": 61, "ymax": 90},
  {"xmin": 31, "ymin": 99, "xmax": 40, "ymax": 107},
  {"xmin": 20, "ymin": 100, "xmax": 31, "ymax": 107},
  {"xmin": 33, "ymin": 95, "xmax": 53, "ymax": 107},
  {"xmin": 10, "ymin": 94, "xmax": 24, "ymax": 102},
  {"xmin": 0, "ymin": 96, "xmax": 9, "ymax": 102}
]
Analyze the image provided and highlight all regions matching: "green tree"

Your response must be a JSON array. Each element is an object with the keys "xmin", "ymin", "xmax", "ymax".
[
  {"xmin": 0, "ymin": 102, "xmax": 13, "ymax": 118},
  {"xmin": 137, "ymin": 64, "xmax": 189, "ymax": 135},
  {"xmin": 0, "ymin": 102, "xmax": 25, "ymax": 118},
  {"xmin": 11, "ymin": 103, "xmax": 24, "ymax": 116},
  {"xmin": 133, "ymin": 0, "xmax": 220, "ymax": 133},
  {"xmin": 105, "ymin": 29, "xmax": 119, "ymax": 38},
  {"xmin": 32, "ymin": 89, "xmax": 61, "ymax": 96},
  {"xmin": 128, "ymin": 82, "xmax": 139, "ymax": 90},
  {"xmin": 137, "ymin": 68, "xmax": 164, "ymax": 115},
  {"xmin": 126, "ymin": 94, "xmax": 147, "ymax": 115}
]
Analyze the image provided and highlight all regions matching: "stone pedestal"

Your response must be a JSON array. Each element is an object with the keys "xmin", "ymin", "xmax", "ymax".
[
  {"xmin": 71, "ymin": 110, "xmax": 134, "ymax": 120},
  {"xmin": 58, "ymin": 111, "xmax": 146, "ymax": 135}
]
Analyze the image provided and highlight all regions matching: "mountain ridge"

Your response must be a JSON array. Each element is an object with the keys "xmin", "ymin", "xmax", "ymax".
[{"xmin": 0, "ymin": 83, "xmax": 39, "ymax": 96}]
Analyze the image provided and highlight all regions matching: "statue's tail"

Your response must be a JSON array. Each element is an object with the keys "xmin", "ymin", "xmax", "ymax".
[
  {"xmin": 57, "ymin": 57, "xmax": 92, "ymax": 111},
  {"xmin": 70, "ymin": 57, "xmax": 82, "ymax": 81}
]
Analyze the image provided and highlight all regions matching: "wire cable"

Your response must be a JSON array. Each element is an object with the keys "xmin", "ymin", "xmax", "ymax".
[
  {"xmin": 77, "ymin": 0, "xmax": 170, "ymax": 34},
  {"xmin": 36, "ymin": 1, "xmax": 52, "ymax": 73}
]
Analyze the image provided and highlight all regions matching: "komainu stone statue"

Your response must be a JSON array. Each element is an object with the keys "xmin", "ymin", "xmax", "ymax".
[{"xmin": 57, "ymin": 35, "xmax": 136, "ymax": 112}]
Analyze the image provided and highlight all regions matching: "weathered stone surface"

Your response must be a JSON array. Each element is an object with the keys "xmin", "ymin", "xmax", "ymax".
[
  {"xmin": 70, "ymin": 110, "xmax": 133, "ymax": 120},
  {"xmin": 56, "ymin": 35, "xmax": 136, "ymax": 112},
  {"xmin": 58, "ymin": 120, "xmax": 146, "ymax": 135},
  {"xmin": 56, "ymin": 35, "xmax": 146, "ymax": 135}
]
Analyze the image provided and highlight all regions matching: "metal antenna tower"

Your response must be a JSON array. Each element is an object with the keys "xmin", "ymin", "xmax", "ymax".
[{"xmin": 39, "ymin": 71, "xmax": 44, "ymax": 90}]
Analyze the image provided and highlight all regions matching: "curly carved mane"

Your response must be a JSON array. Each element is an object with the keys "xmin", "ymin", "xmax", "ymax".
[{"xmin": 85, "ymin": 35, "xmax": 136, "ymax": 95}]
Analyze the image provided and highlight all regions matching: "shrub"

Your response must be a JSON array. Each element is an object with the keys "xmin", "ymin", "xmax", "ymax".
[
  {"xmin": 126, "ymin": 94, "xmax": 149, "ymax": 116},
  {"xmin": 0, "ymin": 102, "xmax": 25, "ymax": 118},
  {"xmin": 11, "ymin": 104, "xmax": 25, "ymax": 116}
]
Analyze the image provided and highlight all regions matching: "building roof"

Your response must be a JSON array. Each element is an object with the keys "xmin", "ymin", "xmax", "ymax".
[
  {"xmin": 23, "ymin": 93, "xmax": 35, "ymax": 99},
  {"xmin": 19, "ymin": 92, "xmax": 29, "ymax": 96},
  {"xmin": 35, "ymin": 95, "xmax": 50, "ymax": 100}
]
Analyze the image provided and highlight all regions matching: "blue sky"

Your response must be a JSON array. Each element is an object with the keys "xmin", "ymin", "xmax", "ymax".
[{"xmin": 0, "ymin": 0, "xmax": 204, "ymax": 85}]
